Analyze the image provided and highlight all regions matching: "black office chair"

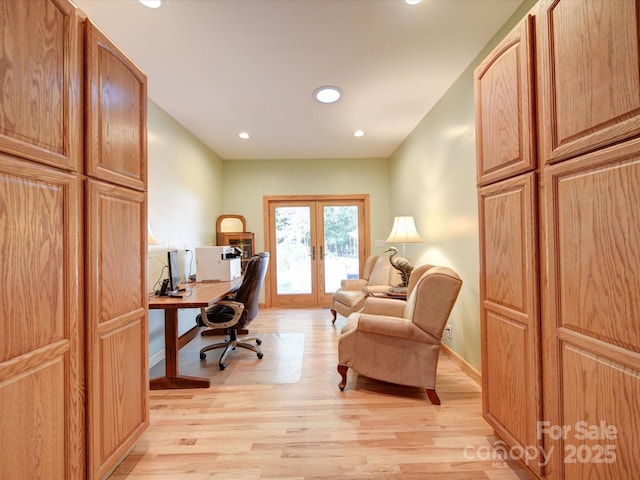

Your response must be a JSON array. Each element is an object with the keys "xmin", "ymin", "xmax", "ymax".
[{"xmin": 196, "ymin": 252, "xmax": 270, "ymax": 370}]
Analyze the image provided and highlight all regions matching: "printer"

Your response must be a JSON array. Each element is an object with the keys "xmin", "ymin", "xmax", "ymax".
[{"xmin": 195, "ymin": 246, "xmax": 242, "ymax": 282}]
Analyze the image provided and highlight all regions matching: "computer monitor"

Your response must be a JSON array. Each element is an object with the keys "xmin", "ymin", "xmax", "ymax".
[{"xmin": 167, "ymin": 249, "xmax": 181, "ymax": 293}]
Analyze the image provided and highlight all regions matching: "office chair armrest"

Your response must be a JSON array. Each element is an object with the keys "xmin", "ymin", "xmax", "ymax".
[
  {"xmin": 216, "ymin": 300, "xmax": 245, "ymax": 315},
  {"xmin": 198, "ymin": 301, "xmax": 245, "ymax": 329}
]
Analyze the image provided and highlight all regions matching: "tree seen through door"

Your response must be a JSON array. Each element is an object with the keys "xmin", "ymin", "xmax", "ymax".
[{"xmin": 275, "ymin": 205, "xmax": 359, "ymax": 295}]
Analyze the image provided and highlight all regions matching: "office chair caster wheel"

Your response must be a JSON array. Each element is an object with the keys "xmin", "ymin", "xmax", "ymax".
[
  {"xmin": 200, "ymin": 353, "xmax": 207, "ymax": 360},
  {"xmin": 219, "ymin": 363, "xmax": 226, "ymax": 370},
  {"xmin": 257, "ymin": 352, "xmax": 264, "ymax": 359},
  {"xmin": 256, "ymin": 339, "xmax": 262, "ymax": 345}
]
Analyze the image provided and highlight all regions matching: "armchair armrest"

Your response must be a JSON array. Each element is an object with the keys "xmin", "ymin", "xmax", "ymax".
[
  {"xmin": 361, "ymin": 297, "xmax": 406, "ymax": 317},
  {"xmin": 365, "ymin": 285, "xmax": 394, "ymax": 294},
  {"xmin": 358, "ymin": 313, "xmax": 435, "ymax": 344},
  {"xmin": 340, "ymin": 278, "xmax": 368, "ymax": 290}
]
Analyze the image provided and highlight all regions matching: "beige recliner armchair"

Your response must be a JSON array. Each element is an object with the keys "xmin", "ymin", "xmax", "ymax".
[
  {"xmin": 330, "ymin": 254, "xmax": 401, "ymax": 323},
  {"xmin": 337, "ymin": 264, "xmax": 462, "ymax": 405}
]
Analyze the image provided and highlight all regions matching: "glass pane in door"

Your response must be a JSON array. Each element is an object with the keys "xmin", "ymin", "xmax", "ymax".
[
  {"xmin": 275, "ymin": 206, "xmax": 312, "ymax": 294},
  {"xmin": 323, "ymin": 205, "xmax": 359, "ymax": 293}
]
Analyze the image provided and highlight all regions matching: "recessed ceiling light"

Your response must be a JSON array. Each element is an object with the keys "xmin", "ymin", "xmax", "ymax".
[
  {"xmin": 354, "ymin": 130, "xmax": 365, "ymax": 137},
  {"xmin": 313, "ymin": 86, "xmax": 341, "ymax": 104},
  {"xmin": 139, "ymin": 0, "xmax": 162, "ymax": 8},
  {"xmin": 405, "ymin": 0, "xmax": 422, "ymax": 5},
  {"xmin": 238, "ymin": 132, "xmax": 250, "ymax": 139}
]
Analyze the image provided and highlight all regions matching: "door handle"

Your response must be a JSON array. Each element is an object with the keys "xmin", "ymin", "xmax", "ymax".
[
  {"xmin": 320, "ymin": 245, "xmax": 324, "ymax": 260},
  {"xmin": 311, "ymin": 245, "xmax": 316, "ymax": 260}
]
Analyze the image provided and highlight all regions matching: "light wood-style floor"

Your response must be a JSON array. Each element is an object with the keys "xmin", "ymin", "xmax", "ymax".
[{"xmin": 111, "ymin": 308, "xmax": 535, "ymax": 479}]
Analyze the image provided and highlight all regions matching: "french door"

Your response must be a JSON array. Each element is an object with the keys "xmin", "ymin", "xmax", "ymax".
[{"xmin": 264, "ymin": 195, "xmax": 369, "ymax": 307}]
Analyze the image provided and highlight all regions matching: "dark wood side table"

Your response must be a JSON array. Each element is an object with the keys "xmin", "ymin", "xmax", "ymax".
[{"xmin": 369, "ymin": 291, "xmax": 408, "ymax": 300}]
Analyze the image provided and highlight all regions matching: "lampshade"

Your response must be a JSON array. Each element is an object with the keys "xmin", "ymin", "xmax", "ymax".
[{"xmin": 386, "ymin": 216, "xmax": 423, "ymax": 244}]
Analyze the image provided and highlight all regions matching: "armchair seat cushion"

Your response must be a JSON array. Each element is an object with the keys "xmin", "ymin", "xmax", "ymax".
[{"xmin": 332, "ymin": 289, "xmax": 368, "ymax": 317}]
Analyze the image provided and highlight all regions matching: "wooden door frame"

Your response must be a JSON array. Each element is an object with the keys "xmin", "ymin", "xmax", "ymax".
[{"xmin": 263, "ymin": 194, "xmax": 370, "ymax": 308}]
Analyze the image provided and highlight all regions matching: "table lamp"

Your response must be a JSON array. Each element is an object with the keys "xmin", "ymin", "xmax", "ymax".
[
  {"xmin": 385, "ymin": 216, "xmax": 423, "ymax": 257},
  {"xmin": 385, "ymin": 216, "xmax": 423, "ymax": 291}
]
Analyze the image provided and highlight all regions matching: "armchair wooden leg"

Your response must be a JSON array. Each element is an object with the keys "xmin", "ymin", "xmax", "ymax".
[
  {"xmin": 337, "ymin": 364, "xmax": 349, "ymax": 390},
  {"xmin": 426, "ymin": 388, "xmax": 441, "ymax": 405},
  {"xmin": 331, "ymin": 309, "xmax": 337, "ymax": 324}
]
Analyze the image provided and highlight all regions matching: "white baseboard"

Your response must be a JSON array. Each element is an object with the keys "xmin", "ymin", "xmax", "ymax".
[{"xmin": 149, "ymin": 349, "xmax": 165, "ymax": 369}]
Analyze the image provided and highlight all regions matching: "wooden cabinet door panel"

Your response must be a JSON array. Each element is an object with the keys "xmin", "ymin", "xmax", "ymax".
[
  {"xmin": 85, "ymin": 180, "xmax": 148, "ymax": 479},
  {"xmin": 538, "ymin": 0, "xmax": 640, "ymax": 164},
  {"xmin": 543, "ymin": 140, "xmax": 640, "ymax": 355},
  {"xmin": 475, "ymin": 12, "xmax": 536, "ymax": 186},
  {"xmin": 559, "ymin": 343, "xmax": 640, "ymax": 480},
  {"xmin": 0, "ymin": 154, "xmax": 82, "ymax": 479},
  {"xmin": 478, "ymin": 173, "xmax": 539, "ymax": 318},
  {"xmin": 0, "ymin": 0, "xmax": 81, "ymax": 171},
  {"xmin": 541, "ymin": 138, "xmax": 640, "ymax": 479},
  {"xmin": 483, "ymin": 310, "xmax": 533, "ymax": 445},
  {"xmin": 0, "ymin": 358, "xmax": 68, "ymax": 480},
  {"xmin": 86, "ymin": 21, "xmax": 147, "ymax": 191},
  {"xmin": 97, "ymin": 313, "xmax": 147, "ymax": 473},
  {"xmin": 478, "ymin": 172, "xmax": 542, "ymax": 476}
]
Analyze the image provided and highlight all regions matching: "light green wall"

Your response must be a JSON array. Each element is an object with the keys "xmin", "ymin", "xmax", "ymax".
[
  {"xmin": 221, "ymin": 157, "xmax": 393, "ymax": 255},
  {"xmin": 389, "ymin": 63, "xmax": 482, "ymax": 370},
  {"xmin": 388, "ymin": 0, "xmax": 536, "ymax": 372},
  {"xmin": 147, "ymin": 100, "xmax": 224, "ymax": 247},
  {"xmin": 147, "ymin": 100, "xmax": 225, "ymax": 357}
]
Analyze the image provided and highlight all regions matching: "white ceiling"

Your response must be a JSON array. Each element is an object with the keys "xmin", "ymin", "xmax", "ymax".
[{"xmin": 73, "ymin": 0, "xmax": 522, "ymax": 160}]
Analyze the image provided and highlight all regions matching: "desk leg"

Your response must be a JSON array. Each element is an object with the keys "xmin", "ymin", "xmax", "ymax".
[{"xmin": 149, "ymin": 308, "xmax": 211, "ymax": 390}]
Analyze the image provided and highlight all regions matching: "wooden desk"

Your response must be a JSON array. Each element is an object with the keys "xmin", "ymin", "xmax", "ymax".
[{"xmin": 148, "ymin": 279, "xmax": 241, "ymax": 389}]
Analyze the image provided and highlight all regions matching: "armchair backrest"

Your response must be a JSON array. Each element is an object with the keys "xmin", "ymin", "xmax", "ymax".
[
  {"xmin": 233, "ymin": 252, "xmax": 270, "ymax": 327},
  {"xmin": 362, "ymin": 255, "xmax": 379, "ymax": 281},
  {"xmin": 405, "ymin": 263, "xmax": 434, "ymax": 296},
  {"xmin": 403, "ymin": 266, "xmax": 462, "ymax": 339},
  {"xmin": 367, "ymin": 254, "xmax": 402, "ymax": 286}
]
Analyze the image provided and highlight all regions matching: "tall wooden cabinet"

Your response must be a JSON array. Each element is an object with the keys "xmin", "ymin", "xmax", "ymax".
[
  {"xmin": 0, "ymin": 1, "xmax": 148, "ymax": 479},
  {"xmin": 476, "ymin": 1, "xmax": 640, "ymax": 478},
  {"xmin": 537, "ymin": 1, "xmax": 640, "ymax": 478},
  {"xmin": 475, "ymin": 9, "xmax": 542, "ymax": 477},
  {"xmin": 84, "ymin": 21, "xmax": 148, "ymax": 480}
]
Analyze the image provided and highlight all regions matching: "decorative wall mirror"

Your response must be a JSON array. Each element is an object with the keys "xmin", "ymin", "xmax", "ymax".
[{"xmin": 216, "ymin": 214, "xmax": 246, "ymax": 233}]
